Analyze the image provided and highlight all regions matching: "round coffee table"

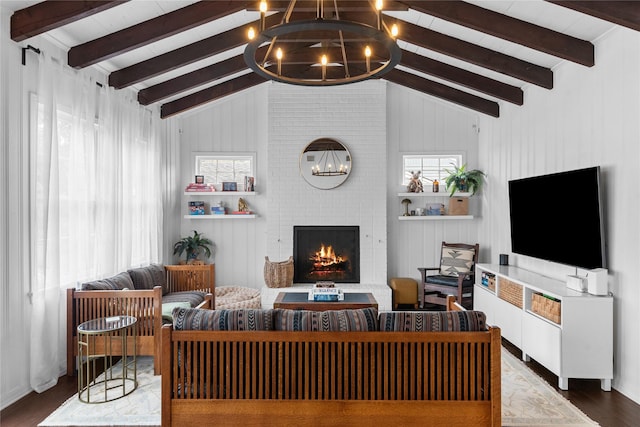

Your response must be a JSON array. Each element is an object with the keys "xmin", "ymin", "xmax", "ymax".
[{"xmin": 77, "ymin": 315, "xmax": 137, "ymax": 403}]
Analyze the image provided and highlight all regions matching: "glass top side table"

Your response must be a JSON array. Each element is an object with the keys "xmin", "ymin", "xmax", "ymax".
[{"xmin": 77, "ymin": 315, "xmax": 137, "ymax": 403}]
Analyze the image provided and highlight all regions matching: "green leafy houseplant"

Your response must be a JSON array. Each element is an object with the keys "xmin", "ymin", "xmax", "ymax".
[
  {"xmin": 444, "ymin": 163, "xmax": 486, "ymax": 196},
  {"xmin": 173, "ymin": 230, "xmax": 214, "ymax": 264}
]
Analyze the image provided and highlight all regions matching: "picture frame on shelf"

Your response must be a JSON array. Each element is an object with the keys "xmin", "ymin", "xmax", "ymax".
[
  {"xmin": 244, "ymin": 176, "xmax": 255, "ymax": 192},
  {"xmin": 222, "ymin": 182, "xmax": 237, "ymax": 191},
  {"xmin": 195, "ymin": 175, "xmax": 204, "ymax": 184}
]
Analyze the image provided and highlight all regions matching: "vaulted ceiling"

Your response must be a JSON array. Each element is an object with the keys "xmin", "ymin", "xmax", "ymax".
[{"xmin": 7, "ymin": 1, "xmax": 640, "ymax": 119}]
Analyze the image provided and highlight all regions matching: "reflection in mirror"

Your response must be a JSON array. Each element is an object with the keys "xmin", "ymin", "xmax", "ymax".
[{"xmin": 299, "ymin": 138, "xmax": 352, "ymax": 190}]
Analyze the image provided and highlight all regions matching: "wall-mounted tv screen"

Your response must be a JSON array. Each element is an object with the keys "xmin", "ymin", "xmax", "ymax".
[{"xmin": 508, "ymin": 166, "xmax": 606, "ymax": 270}]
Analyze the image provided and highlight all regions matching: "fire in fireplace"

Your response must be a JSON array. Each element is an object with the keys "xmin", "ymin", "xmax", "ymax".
[{"xmin": 293, "ymin": 226, "xmax": 360, "ymax": 283}]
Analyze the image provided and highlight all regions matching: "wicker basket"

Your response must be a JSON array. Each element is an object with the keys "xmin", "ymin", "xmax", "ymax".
[
  {"xmin": 498, "ymin": 277, "xmax": 523, "ymax": 308},
  {"xmin": 531, "ymin": 293, "xmax": 562, "ymax": 324},
  {"xmin": 264, "ymin": 256, "xmax": 294, "ymax": 288}
]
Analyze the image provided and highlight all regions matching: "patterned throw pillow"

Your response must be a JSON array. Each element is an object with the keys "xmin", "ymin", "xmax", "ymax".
[
  {"xmin": 172, "ymin": 308, "xmax": 275, "ymax": 331},
  {"xmin": 439, "ymin": 246, "xmax": 475, "ymax": 277},
  {"xmin": 81, "ymin": 272, "xmax": 133, "ymax": 290},
  {"xmin": 127, "ymin": 264, "xmax": 166, "ymax": 291},
  {"xmin": 379, "ymin": 310, "xmax": 486, "ymax": 332},
  {"xmin": 274, "ymin": 307, "xmax": 379, "ymax": 332}
]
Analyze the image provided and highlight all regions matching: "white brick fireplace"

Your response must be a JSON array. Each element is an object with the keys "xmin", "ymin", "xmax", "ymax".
[{"xmin": 263, "ymin": 81, "xmax": 391, "ymax": 310}]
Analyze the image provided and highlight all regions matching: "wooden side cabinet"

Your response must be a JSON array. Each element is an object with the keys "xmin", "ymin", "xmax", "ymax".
[{"xmin": 474, "ymin": 263, "xmax": 613, "ymax": 391}]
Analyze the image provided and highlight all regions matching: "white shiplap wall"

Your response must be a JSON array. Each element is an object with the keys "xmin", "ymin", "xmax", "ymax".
[
  {"xmin": 478, "ymin": 27, "xmax": 640, "ymax": 403},
  {"xmin": 174, "ymin": 85, "xmax": 269, "ymax": 288},
  {"xmin": 386, "ymin": 84, "xmax": 481, "ymax": 282}
]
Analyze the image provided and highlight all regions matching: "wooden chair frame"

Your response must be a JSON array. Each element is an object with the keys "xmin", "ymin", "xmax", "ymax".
[
  {"xmin": 418, "ymin": 241, "xmax": 479, "ymax": 309},
  {"xmin": 67, "ymin": 264, "xmax": 214, "ymax": 376}
]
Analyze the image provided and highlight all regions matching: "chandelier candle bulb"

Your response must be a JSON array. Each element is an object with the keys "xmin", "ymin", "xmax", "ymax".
[
  {"xmin": 321, "ymin": 54, "xmax": 327, "ymax": 80},
  {"xmin": 376, "ymin": 0, "xmax": 383, "ymax": 30},
  {"xmin": 276, "ymin": 48, "xmax": 283, "ymax": 76},
  {"xmin": 259, "ymin": 0, "xmax": 267, "ymax": 31},
  {"xmin": 365, "ymin": 46, "xmax": 371, "ymax": 72}
]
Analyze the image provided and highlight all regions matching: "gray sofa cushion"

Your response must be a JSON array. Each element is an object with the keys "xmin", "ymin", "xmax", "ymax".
[
  {"xmin": 81, "ymin": 272, "xmax": 133, "ymax": 290},
  {"xmin": 127, "ymin": 264, "xmax": 165, "ymax": 292},
  {"xmin": 162, "ymin": 291, "xmax": 207, "ymax": 308}
]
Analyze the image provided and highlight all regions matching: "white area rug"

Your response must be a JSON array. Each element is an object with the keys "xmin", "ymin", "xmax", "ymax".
[
  {"xmin": 41, "ymin": 349, "xmax": 598, "ymax": 426},
  {"xmin": 39, "ymin": 357, "xmax": 160, "ymax": 427},
  {"xmin": 502, "ymin": 349, "xmax": 598, "ymax": 426}
]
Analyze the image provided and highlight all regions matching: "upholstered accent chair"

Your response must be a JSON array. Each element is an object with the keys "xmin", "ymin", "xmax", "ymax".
[
  {"xmin": 418, "ymin": 241, "xmax": 479, "ymax": 310},
  {"xmin": 389, "ymin": 277, "xmax": 419, "ymax": 310}
]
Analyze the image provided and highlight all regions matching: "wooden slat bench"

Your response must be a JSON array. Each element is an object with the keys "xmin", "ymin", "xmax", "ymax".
[{"xmin": 161, "ymin": 297, "xmax": 501, "ymax": 426}]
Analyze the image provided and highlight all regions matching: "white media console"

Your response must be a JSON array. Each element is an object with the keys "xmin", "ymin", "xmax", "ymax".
[{"xmin": 474, "ymin": 264, "xmax": 613, "ymax": 391}]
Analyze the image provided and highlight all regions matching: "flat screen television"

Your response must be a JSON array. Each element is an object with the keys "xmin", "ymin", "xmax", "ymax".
[{"xmin": 508, "ymin": 166, "xmax": 606, "ymax": 270}]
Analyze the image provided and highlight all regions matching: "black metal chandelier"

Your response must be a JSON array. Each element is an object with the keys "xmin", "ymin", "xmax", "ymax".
[{"xmin": 244, "ymin": 0, "xmax": 401, "ymax": 86}]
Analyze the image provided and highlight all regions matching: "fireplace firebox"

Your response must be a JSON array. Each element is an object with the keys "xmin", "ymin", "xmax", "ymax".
[{"xmin": 293, "ymin": 226, "xmax": 360, "ymax": 283}]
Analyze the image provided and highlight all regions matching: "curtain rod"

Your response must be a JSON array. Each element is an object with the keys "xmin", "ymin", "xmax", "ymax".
[{"xmin": 21, "ymin": 44, "xmax": 41, "ymax": 66}]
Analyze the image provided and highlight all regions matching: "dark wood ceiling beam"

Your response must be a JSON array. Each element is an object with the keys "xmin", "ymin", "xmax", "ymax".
[
  {"xmin": 108, "ymin": 12, "xmax": 314, "ymax": 88},
  {"xmin": 400, "ymin": 50, "xmax": 523, "ymax": 105},
  {"xmin": 11, "ymin": 0, "xmax": 127, "ymax": 42},
  {"xmin": 160, "ymin": 73, "xmax": 266, "ymax": 119},
  {"xmin": 138, "ymin": 55, "xmax": 249, "ymax": 105},
  {"xmin": 379, "ymin": 15, "xmax": 554, "ymax": 89},
  {"xmin": 399, "ymin": 0, "xmax": 594, "ymax": 66},
  {"xmin": 546, "ymin": 1, "xmax": 640, "ymax": 32},
  {"xmin": 69, "ymin": 1, "xmax": 251, "ymax": 68},
  {"xmin": 384, "ymin": 69, "xmax": 499, "ymax": 117}
]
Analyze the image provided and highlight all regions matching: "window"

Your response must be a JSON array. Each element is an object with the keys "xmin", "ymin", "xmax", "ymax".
[
  {"xmin": 195, "ymin": 153, "xmax": 255, "ymax": 190},
  {"xmin": 402, "ymin": 154, "xmax": 462, "ymax": 187}
]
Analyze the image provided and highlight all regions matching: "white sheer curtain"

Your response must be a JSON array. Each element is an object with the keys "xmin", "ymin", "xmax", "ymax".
[{"xmin": 29, "ymin": 52, "xmax": 163, "ymax": 392}]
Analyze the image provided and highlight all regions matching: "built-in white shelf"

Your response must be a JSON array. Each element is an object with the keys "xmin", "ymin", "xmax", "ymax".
[
  {"xmin": 397, "ymin": 192, "xmax": 471, "ymax": 198},
  {"xmin": 397, "ymin": 191, "xmax": 473, "ymax": 219},
  {"xmin": 184, "ymin": 191, "xmax": 257, "ymax": 196},
  {"xmin": 184, "ymin": 214, "xmax": 257, "ymax": 219},
  {"xmin": 398, "ymin": 215, "xmax": 473, "ymax": 221}
]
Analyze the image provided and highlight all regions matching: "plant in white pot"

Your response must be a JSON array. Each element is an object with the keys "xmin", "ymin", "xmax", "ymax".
[
  {"xmin": 444, "ymin": 163, "xmax": 486, "ymax": 196},
  {"xmin": 173, "ymin": 230, "xmax": 214, "ymax": 264}
]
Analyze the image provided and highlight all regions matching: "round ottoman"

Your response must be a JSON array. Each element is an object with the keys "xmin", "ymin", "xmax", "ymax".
[{"xmin": 215, "ymin": 286, "xmax": 261, "ymax": 309}]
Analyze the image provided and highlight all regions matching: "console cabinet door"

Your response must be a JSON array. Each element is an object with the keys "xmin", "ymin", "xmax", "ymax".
[
  {"xmin": 523, "ymin": 313, "xmax": 561, "ymax": 375},
  {"xmin": 473, "ymin": 285, "xmax": 495, "ymax": 325},
  {"xmin": 494, "ymin": 297, "xmax": 522, "ymax": 348}
]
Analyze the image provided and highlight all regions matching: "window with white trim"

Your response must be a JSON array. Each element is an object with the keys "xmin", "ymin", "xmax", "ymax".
[
  {"xmin": 402, "ymin": 154, "xmax": 463, "ymax": 187},
  {"xmin": 195, "ymin": 153, "xmax": 256, "ymax": 191}
]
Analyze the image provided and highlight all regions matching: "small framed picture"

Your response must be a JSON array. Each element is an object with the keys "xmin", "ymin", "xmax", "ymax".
[
  {"xmin": 222, "ymin": 182, "xmax": 237, "ymax": 191},
  {"xmin": 195, "ymin": 175, "xmax": 204, "ymax": 184}
]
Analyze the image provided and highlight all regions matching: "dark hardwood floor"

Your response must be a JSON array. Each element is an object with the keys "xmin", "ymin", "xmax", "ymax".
[
  {"xmin": 501, "ymin": 339, "xmax": 640, "ymax": 427},
  {"xmin": 2, "ymin": 341, "xmax": 639, "ymax": 427},
  {"xmin": 0, "ymin": 375, "xmax": 76, "ymax": 427}
]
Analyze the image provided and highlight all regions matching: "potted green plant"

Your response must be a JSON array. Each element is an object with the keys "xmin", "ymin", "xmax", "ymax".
[
  {"xmin": 173, "ymin": 230, "xmax": 214, "ymax": 264},
  {"xmin": 444, "ymin": 163, "xmax": 486, "ymax": 196}
]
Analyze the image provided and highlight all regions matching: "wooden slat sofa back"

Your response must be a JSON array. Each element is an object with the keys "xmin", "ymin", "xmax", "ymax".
[
  {"xmin": 161, "ymin": 298, "xmax": 501, "ymax": 426},
  {"xmin": 67, "ymin": 264, "xmax": 214, "ymax": 376}
]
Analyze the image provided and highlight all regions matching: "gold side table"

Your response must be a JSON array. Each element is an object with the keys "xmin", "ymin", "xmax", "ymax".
[{"xmin": 77, "ymin": 315, "xmax": 137, "ymax": 403}]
